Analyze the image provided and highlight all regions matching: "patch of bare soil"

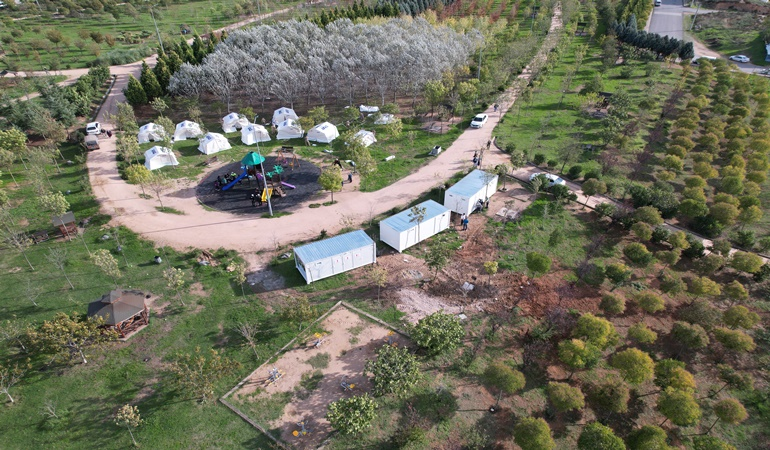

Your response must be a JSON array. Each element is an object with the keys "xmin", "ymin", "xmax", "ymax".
[
  {"xmin": 233, "ymin": 306, "xmax": 409, "ymax": 449},
  {"xmin": 188, "ymin": 282, "xmax": 209, "ymax": 298}
]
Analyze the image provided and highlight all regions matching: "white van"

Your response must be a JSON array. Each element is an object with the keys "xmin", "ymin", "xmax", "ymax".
[{"xmin": 654, "ymin": 0, "xmax": 661, "ymax": 6}]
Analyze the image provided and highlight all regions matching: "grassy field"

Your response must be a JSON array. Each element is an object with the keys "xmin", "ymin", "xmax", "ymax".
[
  {"xmin": 0, "ymin": 0, "xmax": 307, "ymax": 71},
  {"xmin": 689, "ymin": 11, "xmax": 770, "ymax": 65}
]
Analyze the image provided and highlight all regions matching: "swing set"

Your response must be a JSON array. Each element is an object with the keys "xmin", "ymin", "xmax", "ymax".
[{"xmin": 276, "ymin": 146, "xmax": 300, "ymax": 170}]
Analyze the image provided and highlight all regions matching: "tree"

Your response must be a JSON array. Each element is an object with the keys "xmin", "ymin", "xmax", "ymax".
[
  {"xmin": 38, "ymin": 191, "xmax": 69, "ymax": 217},
  {"xmin": 146, "ymin": 171, "xmax": 171, "ymax": 209},
  {"xmin": 367, "ymin": 265, "xmax": 388, "ymax": 302},
  {"xmin": 280, "ymin": 296, "xmax": 315, "ymax": 330},
  {"xmin": 692, "ymin": 436, "xmax": 737, "ymax": 450},
  {"xmin": 235, "ymin": 322, "xmax": 262, "ymax": 359},
  {"xmin": 624, "ymin": 243, "xmax": 654, "ymax": 267},
  {"xmin": 610, "ymin": 348, "xmax": 655, "ymax": 385},
  {"xmin": 707, "ymin": 398, "xmax": 747, "ymax": 433},
  {"xmin": 26, "ymin": 313, "xmax": 116, "ymax": 365},
  {"xmin": 495, "ymin": 164, "xmax": 510, "ymax": 190},
  {"xmin": 654, "ymin": 361, "xmax": 696, "ymax": 393},
  {"xmin": 689, "ymin": 277, "xmax": 721, "ymax": 297},
  {"xmin": 635, "ymin": 291, "xmax": 665, "ymax": 313},
  {"xmin": 709, "ymin": 203, "xmax": 739, "ymax": 227},
  {"xmin": 484, "ymin": 362, "xmax": 525, "ymax": 403},
  {"xmin": 0, "ymin": 361, "xmax": 29, "ymax": 404},
  {"xmin": 574, "ymin": 313, "xmax": 617, "ymax": 349},
  {"xmin": 600, "ymin": 293, "xmax": 626, "ymax": 315},
  {"xmin": 513, "ymin": 417, "xmax": 555, "ymax": 450},
  {"xmin": 411, "ymin": 311, "xmax": 463, "ymax": 356},
  {"xmin": 710, "ymin": 364, "xmax": 753, "ymax": 398},
  {"xmin": 526, "ymin": 252, "xmax": 552, "ymax": 277},
  {"xmin": 408, "ymin": 204, "xmax": 426, "ymax": 242},
  {"xmin": 671, "ymin": 321, "xmax": 710, "ymax": 351},
  {"xmin": 657, "ymin": 388, "xmax": 701, "ymax": 426},
  {"xmin": 635, "ymin": 206, "xmax": 664, "ymax": 226},
  {"xmin": 582, "ymin": 178, "xmax": 607, "ymax": 206},
  {"xmin": 125, "ymin": 164, "xmax": 151, "ymax": 196},
  {"xmin": 169, "ymin": 347, "xmax": 240, "ymax": 402},
  {"xmin": 425, "ymin": 244, "xmax": 450, "ymax": 281},
  {"xmin": 729, "ymin": 251, "xmax": 763, "ymax": 274},
  {"xmin": 723, "ymin": 305, "xmax": 759, "ymax": 329},
  {"xmin": 605, "ymin": 263, "xmax": 632, "ymax": 290},
  {"xmin": 656, "ymin": 249, "xmax": 681, "ymax": 273},
  {"xmin": 738, "ymin": 205, "xmax": 762, "ymax": 227},
  {"xmin": 483, "ymin": 261, "xmax": 498, "ymax": 285},
  {"xmin": 307, "ymin": 106, "xmax": 329, "ymax": 125},
  {"xmin": 114, "ymin": 404, "xmax": 143, "ymax": 447},
  {"xmin": 713, "ymin": 327, "xmax": 756, "ymax": 352},
  {"xmin": 697, "ymin": 254, "xmax": 726, "ymax": 276},
  {"xmin": 91, "ymin": 249, "xmax": 121, "ymax": 288},
  {"xmin": 628, "ymin": 323, "xmax": 657, "ymax": 344},
  {"xmin": 722, "ymin": 280, "xmax": 748, "ymax": 304},
  {"xmin": 46, "ymin": 247, "xmax": 74, "ymax": 290},
  {"xmin": 162, "ymin": 267, "xmax": 186, "ymax": 306},
  {"xmin": 140, "ymin": 61, "xmax": 162, "ymax": 100},
  {"xmin": 577, "ymin": 422, "xmax": 625, "ymax": 450},
  {"xmin": 0, "ymin": 128, "xmax": 28, "ymax": 173},
  {"xmin": 558, "ymin": 339, "xmax": 601, "ymax": 378},
  {"xmin": 318, "ymin": 166, "xmax": 343, "ymax": 203},
  {"xmin": 1, "ymin": 225, "xmax": 35, "ymax": 271},
  {"xmin": 631, "ymin": 222, "xmax": 653, "ymax": 241},
  {"xmin": 326, "ymin": 394, "xmax": 377, "ymax": 435},
  {"xmin": 231, "ymin": 262, "xmax": 247, "ymax": 299},
  {"xmin": 627, "ymin": 426, "xmax": 671, "ymax": 450},
  {"xmin": 365, "ymin": 344, "xmax": 419, "ymax": 397},
  {"xmin": 588, "ymin": 377, "xmax": 630, "ymax": 416},
  {"xmin": 123, "ymin": 75, "xmax": 148, "ymax": 106},
  {"xmin": 547, "ymin": 382, "xmax": 585, "ymax": 413}
]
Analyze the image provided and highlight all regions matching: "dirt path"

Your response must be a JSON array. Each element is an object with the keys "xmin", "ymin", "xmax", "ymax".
[{"xmin": 84, "ymin": 7, "xmax": 564, "ymax": 260}]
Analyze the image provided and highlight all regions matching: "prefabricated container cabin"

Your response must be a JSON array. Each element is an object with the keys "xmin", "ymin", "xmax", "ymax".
[
  {"xmin": 444, "ymin": 169, "xmax": 499, "ymax": 216},
  {"xmin": 294, "ymin": 230, "xmax": 376, "ymax": 284},
  {"xmin": 380, "ymin": 200, "xmax": 451, "ymax": 252}
]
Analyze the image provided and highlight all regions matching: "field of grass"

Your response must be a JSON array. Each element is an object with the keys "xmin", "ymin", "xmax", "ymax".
[
  {"xmin": 0, "ymin": 0, "xmax": 306, "ymax": 71},
  {"xmin": 689, "ymin": 11, "xmax": 769, "ymax": 65}
]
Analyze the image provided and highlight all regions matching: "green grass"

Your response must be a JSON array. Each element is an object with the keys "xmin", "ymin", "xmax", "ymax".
[
  {"xmin": 689, "ymin": 11, "xmax": 770, "ymax": 66},
  {"xmin": 155, "ymin": 206, "xmax": 184, "ymax": 214}
]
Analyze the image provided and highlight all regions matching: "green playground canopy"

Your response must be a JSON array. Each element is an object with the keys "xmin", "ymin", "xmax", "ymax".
[{"xmin": 241, "ymin": 151, "xmax": 266, "ymax": 166}]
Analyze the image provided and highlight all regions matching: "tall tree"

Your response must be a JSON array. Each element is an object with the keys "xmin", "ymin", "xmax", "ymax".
[
  {"xmin": 46, "ymin": 247, "xmax": 74, "ymax": 290},
  {"xmin": 169, "ymin": 347, "xmax": 240, "ymax": 402},
  {"xmin": 91, "ymin": 249, "xmax": 121, "ymax": 288},
  {"xmin": 513, "ymin": 417, "xmax": 555, "ymax": 450},
  {"xmin": 124, "ymin": 75, "xmax": 148, "ymax": 106},
  {"xmin": 140, "ymin": 61, "xmax": 162, "ymax": 101},
  {"xmin": 412, "ymin": 311, "xmax": 463, "ymax": 356},
  {"xmin": 26, "ymin": 313, "xmax": 116, "ymax": 365},
  {"xmin": 365, "ymin": 343, "xmax": 419, "ymax": 397},
  {"xmin": 318, "ymin": 166, "xmax": 342, "ymax": 203},
  {"xmin": 114, "ymin": 404, "xmax": 143, "ymax": 447}
]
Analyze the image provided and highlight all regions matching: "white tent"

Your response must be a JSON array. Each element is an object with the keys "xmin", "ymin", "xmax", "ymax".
[
  {"xmin": 137, "ymin": 123, "xmax": 165, "ymax": 144},
  {"xmin": 241, "ymin": 124, "xmax": 271, "ymax": 145},
  {"xmin": 173, "ymin": 120, "xmax": 203, "ymax": 141},
  {"xmin": 272, "ymin": 107, "xmax": 298, "ymax": 125},
  {"xmin": 306, "ymin": 122, "xmax": 339, "ymax": 143},
  {"xmin": 444, "ymin": 169, "xmax": 499, "ymax": 216},
  {"xmin": 276, "ymin": 119, "xmax": 303, "ymax": 140},
  {"xmin": 143, "ymin": 146, "xmax": 178, "ymax": 171},
  {"xmin": 380, "ymin": 200, "xmax": 451, "ymax": 253},
  {"xmin": 294, "ymin": 230, "xmax": 376, "ymax": 284},
  {"xmin": 353, "ymin": 130, "xmax": 377, "ymax": 147},
  {"xmin": 222, "ymin": 112, "xmax": 249, "ymax": 133},
  {"xmin": 198, "ymin": 132, "xmax": 232, "ymax": 155},
  {"xmin": 360, "ymin": 105, "xmax": 379, "ymax": 113},
  {"xmin": 374, "ymin": 113, "xmax": 395, "ymax": 125}
]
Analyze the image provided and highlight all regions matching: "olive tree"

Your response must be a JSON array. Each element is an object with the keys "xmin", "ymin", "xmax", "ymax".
[
  {"xmin": 365, "ymin": 344, "xmax": 419, "ymax": 397},
  {"xmin": 411, "ymin": 311, "xmax": 463, "ymax": 356},
  {"xmin": 327, "ymin": 394, "xmax": 377, "ymax": 435}
]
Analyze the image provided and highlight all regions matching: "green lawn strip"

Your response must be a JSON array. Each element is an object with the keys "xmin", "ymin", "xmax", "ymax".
[{"xmin": 688, "ymin": 11, "xmax": 770, "ymax": 66}]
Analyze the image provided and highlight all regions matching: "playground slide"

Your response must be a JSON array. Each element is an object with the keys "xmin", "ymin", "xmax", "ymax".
[
  {"xmin": 261, "ymin": 188, "xmax": 273, "ymax": 202},
  {"xmin": 281, "ymin": 181, "xmax": 296, "ymax": 189},
  {"xmin": 221, "ymin": 171, "xmax": 248, "ymax": 191}
]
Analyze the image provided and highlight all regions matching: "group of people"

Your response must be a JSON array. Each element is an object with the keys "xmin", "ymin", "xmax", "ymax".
[
  {"xmin": 213, "ymin": 172, "xmax": 242, "ymax": 190},
  {"xmin": 472, "ymin": 151, "xmax": 482, "ymax": 168},
  {"xmin": 249, "ymin": 189, "xmax": 265, "ymax": 207}
]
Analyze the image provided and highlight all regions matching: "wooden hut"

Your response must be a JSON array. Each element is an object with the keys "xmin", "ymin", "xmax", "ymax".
[
  {"xmin": 88, "ymin": 290, "xmax": 150, "ymax": 339},
  {"xmin": 52, "ymin": 211, "xmax": 77, "ymax": 237}
]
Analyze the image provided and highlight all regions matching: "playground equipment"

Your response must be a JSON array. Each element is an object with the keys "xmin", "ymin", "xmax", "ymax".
[
  {"xmin": 266, "ymin": 366, "xmax": 284, "ymax": 386},
  {"xmin": 221, "ymin": 170, "xmax": 248, "ymax": 191},
  {"xmin": 340, "ymin": 376, "xmax": 355, "ymax": 392},
  {"xmin": 261, "ymin": 188, "xmax": 274, "ymax": 202},
  {"xmin": 281, "ymin": 181, "xmax": 296, "ymax": 189},
  {"xmin": 310, "ymin": 332, "xmax": 327, "ymax": 349},
  {"xmin": 292, "ymin": 420, "xmax": 312, "ymax": 437},
  {"xmin": 385, "ymin": 330, "xmax": 396, "ymax": 346},
  {"xmin": 276, "ymin": 146, "xmax": 300, "ymax": 170}
]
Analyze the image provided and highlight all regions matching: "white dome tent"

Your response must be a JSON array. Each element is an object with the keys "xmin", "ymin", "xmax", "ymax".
[
  {"xmin": 241, "ymin": 124, "xmax": 271, "ymax": 145},
  {"xmin": 353, "ymin": 130, "xmax": 377, "ymax": 147},
  {"xmin": 374, "ymin": 113, "xmax": 395, "ymax": 125},
  {"xmin": 173, "ymin": 120, "xmax": 203, "ymax": 141},
  {"xmin": 306, "ymin": 122, "xmax": 339, "ymax": 143},
  {"xmin": 137, "ymin": 123, "xmax": 165, "ymax": 144},
  {"xmin": 359, "ymin": 105, "xmax": 379, "ymax": 113},
  {"xmin": 276, "ymin": 119, "xmax": 303, "ymax": 140},
  {"xmin": 272, "ymin": 107, "xmax": 299, "ymax": 125},
  {"xmin": 222, "ymin": 112, "xmax": 249, "ymax": 133},
  {"xmin": 198, "ymin": 132, "xmax": 232, "ymax": 155},
  {"xmin": 143, "ymin": 146, "xmax": 178, "ymax": 171}
]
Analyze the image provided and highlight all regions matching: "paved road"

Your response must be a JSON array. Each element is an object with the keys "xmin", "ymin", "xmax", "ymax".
[{"xmin": 647, "ymin": 0, "xmax": 693, "ymax": 41}]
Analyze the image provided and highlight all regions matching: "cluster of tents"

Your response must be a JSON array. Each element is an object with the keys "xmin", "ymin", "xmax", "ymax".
[{"xmin": 138, "ymin": 107, "xmax": 380, "ymax": 171}]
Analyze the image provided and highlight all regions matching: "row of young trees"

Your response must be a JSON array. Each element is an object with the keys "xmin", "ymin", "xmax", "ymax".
[
  {"xmin": 168, "ymin": 18, "xmax": 475, "ymax": 110},
  {"xmin": 612, "ymin": 16, "xmax": 694, "ymax": 60}
]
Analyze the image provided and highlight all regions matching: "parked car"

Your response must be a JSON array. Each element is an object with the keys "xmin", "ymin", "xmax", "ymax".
[
  {"xmin": 654, "ymin": 0, "xmax": 661, "ymax": 6},
  {"xmin": 83, "ymin": 134, "xmax": 100, "ymax": 151},
  {"xmin": 691, "ymin": 56, "xmax": 716, "ymax": 65},
  {"xmin": 470, "ymin": 114, "xmax": 488, "ymax": 128},
  {"xmin": 529, "ymin": 172, "xmax": 566, "ymax": 187},
  {"xmin": 729, "ymin": 55, "xmax": 750, "ymax": 63},
  {"xmin": 85, "ymin": 122, "xmax": 102, "ymax": 135}
]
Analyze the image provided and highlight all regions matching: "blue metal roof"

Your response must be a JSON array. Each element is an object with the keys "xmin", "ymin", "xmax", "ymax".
[
  {"xmin": 380, "ymin": 200, "xmax": 449, "ymax": 233},
  {"xmin": 446, "ymin": 170, "xmax": 496, "ymax": 198},
  {"xmin": 294, "ymin": 230, "xmax": 374, "ymax": 263}
]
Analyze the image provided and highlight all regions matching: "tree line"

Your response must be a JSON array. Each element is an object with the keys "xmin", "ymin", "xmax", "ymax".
[{"xmin": 612, "ymin": 16, "xmax": 694, "ymax": 60}]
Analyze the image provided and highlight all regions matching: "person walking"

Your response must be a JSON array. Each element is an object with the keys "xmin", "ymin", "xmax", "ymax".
[
  {"xmin": 348, "ymin": 172, "xmax": 353, "ymax": 184},
  {"xmin": 462, "ymin": 217, "xmax": 469, "ymax": 231}
]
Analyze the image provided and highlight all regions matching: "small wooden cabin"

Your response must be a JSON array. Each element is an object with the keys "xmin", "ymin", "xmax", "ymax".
[{"xmin": 88, "ymin": 290, "xmax": 150, "ymax": 339}]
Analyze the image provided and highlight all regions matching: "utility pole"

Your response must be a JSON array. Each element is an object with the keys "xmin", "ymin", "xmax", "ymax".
[
  {"xmin": 148, "ymin": 3, "xmax": 165, "ymax": 55},
  {"xmin": 689, "ymin": 3, "xmax": 700, "ymax": 32},
  {"xmin": 256, "ymin": 140, "xmax": 273, "ymax": 217}
]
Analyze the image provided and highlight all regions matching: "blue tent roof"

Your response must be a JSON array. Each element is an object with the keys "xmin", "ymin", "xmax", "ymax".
[
  {"xmin": 294, "ymin": 230, "xmax": 374, "ymax": 263},
  {"xmin": 380, "ymin": 200, "xmax": 449, "ymax": 233},
  {"xmin": 446, "ymin": 170, "xmax": 496, "ymax": 198}
]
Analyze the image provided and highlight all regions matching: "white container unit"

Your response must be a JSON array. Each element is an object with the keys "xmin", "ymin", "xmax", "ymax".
[
  {"xmin": 294, "ymin": 230, "xmax": 376, "ymax": 284},
  {"xmin": 380, "ymin": 200, "xmax": 450, "ymax": 253},
  {"xmin": 443, "ymin": 169, "xmax": 498, "ymax": 216}
]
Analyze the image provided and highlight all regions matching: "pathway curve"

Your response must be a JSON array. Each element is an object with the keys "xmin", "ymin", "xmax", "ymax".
[{"xmin": 85, "ymin": 7, "xmax": 564, "ymax": 253}]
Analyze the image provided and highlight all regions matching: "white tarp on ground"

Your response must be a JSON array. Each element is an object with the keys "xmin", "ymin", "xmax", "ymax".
[
  {"xmin": 306, "ymin": 122, "xmax": 339, "ymax": 143},
  {"xmin": 198, "ymin": 132, "xmax": 232, "ymax": 155},
  {"xmin": 360, "ymin": 105, "xmax": 379, "ymax": 113},
  {"xmin": 353, "ymin": 130, "xmax": 377, "ymax": 147},
  {"xmin": 276, "ymin": 119, "xmax": 303, "ymax": 140},
  {"xmin": 137, "ymin": 123, "xmax": 165, "ymax": 144},
  {"xmin": 144, "ymin": 146, "xmax": 178, "ymax": 171},
  {"xmin": 241, "ymin": 124, "xmax": 271, "ymax": 145},
  {"xmin": 173, "ymin": 120, "xmax": 203, "ymax": 141},
  {"xmin": 272, "ymin": 107, "xmax": 298, "ymax": 125},
  {"xmin": 222, "ymin": 112, "xmax": 249, "ymax": 133},
  {"xmin": 374, "ymin": 113, "xmax": 395, "ymax": 125}
]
